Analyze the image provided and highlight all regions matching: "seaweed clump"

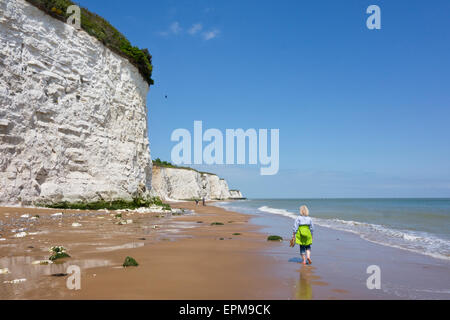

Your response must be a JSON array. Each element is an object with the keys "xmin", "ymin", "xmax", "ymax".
[
  {"xmin": 123, "ymin": 256, "xmax": 139, "ymax": 267},
  {"xmin": 49, "ymin": 246, "xmax": 71, "ymax": 261}
]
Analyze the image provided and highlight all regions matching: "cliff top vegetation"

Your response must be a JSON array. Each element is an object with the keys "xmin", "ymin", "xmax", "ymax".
[
  {"xmin": 25, "ymin": 0, "xmax": 154, "ymax": 85},
  {"xmin": 152, "ymin": 158, "xmax": 215, "ymax": 176}
]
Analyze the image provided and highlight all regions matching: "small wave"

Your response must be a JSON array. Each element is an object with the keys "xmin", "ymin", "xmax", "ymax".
[{"xmin": 258, "ymin": 206, "xmax": 296, "ymax": 218}]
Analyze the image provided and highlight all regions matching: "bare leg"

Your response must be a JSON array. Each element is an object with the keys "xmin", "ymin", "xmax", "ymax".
[
  {"xmin": 306, "ymin": 250, "xmax": 312, "ymax": 264},
  {"xmin": 301, "ymin": 254, "xmax": 306, "ymax": 264}
]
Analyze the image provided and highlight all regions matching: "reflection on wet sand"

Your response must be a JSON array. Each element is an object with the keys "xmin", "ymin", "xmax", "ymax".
[
  {"xmin": 0, "ymin": 206, "xmax": 187, "ymax": 299},
  {"xmin": 295, "ymin": 266, "xmax": 314, "ymax": 299},
  {"xmin": 294, "ymin": 263, "xmax": 332, "ymax": 299},
  {"xmin": 96, "ymin": 242, "xmax": 144, "ymax": 252},
  {"xmin": 0, "ymin": 256, "xmax": 111, "ymax": 298}
]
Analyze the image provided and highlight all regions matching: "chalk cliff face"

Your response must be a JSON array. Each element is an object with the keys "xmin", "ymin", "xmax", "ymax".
[
  {"xmin": 151, "ymin": 166, "xmax": 242, "ymax": 201},
  {"xmin": 229, "ymin": 190, "xmax": 244, "ymax": 199},
  {"xmin": 0, "ymin": 0, "xmax": 152, "ymax": 205}
]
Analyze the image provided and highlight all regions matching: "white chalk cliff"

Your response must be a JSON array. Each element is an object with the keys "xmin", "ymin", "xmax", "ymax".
[
  {"xmin": 0, "ymin": 0, "xmax": 152, "ymax": 205},
  {"xmin": 151, "ymin": 166, "xmax": 243, "ymax": 201},
  {"xmin": 229, "ymin": 190, "xmax": 244, "ymax": 199}
]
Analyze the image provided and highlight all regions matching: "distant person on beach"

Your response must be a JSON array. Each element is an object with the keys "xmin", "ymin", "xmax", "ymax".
[
  {"xmin": 202, "ymin": 197, "xmax": 206, "ymax": 206},
  {"xmin": 292, "ymin": 205, "xmax": 314, "ymax": 265},
  {"xmin": 195, "ymin": 199, "xmax": 199, "ymax": 205}
]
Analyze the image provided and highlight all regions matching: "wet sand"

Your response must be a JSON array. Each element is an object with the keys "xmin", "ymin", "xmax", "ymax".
[{"xmin": 216, "ymin": 202, "xmax": 450, "ymax": 300}]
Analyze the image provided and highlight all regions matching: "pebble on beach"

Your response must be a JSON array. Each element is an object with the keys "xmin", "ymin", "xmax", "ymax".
[
  {"xmin": 0, "ymin": 268, "xmax": 10, "ymax": 274},
  {"xmin": 14, "ymin": 232, "xmax": 27, "ymax": 238},
  {"xmin": 32, "ymin": 260, "xmax": 53, "ymax": 265},
  {"xmin": 3, "ymin": 278, "xmax": 26, "ymax": 284}
]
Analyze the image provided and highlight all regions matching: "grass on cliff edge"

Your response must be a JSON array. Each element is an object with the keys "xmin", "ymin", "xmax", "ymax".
[
  {"xmin": 38, "ymin": 197, "xmax": 171, "ymax": 211},
  {"xmin": 24, "ymin": 0, "xmax": 153, "ymax": 85},
  {"xmin": 152, "ymin": 158, "xmax": 215, "ymax": 176}
]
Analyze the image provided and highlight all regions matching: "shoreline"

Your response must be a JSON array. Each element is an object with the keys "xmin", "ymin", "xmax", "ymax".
[{"xmin": 1, "ymin": 202, "xmax": 448, "ymax": 299}]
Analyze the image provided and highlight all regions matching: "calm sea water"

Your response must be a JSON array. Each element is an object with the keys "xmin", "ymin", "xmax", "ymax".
[{"xmin": 215, "ymin": 198, "xmax": 450, "ymax": 261}]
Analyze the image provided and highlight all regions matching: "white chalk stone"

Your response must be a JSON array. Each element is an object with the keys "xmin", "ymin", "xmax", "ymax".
[
  {"xmin": 3, "ymin": 278, "xmax": 27, "ymax": 284},
  {"xmin": 31, "ymin": 260, "xmax": 53, "ymax": 265},
  {"xmin": 0, "ymin": 268, "xmax": 10, "ymax": 274},
  {"xmin": 14, "ymin": 232, "xmax": 27, "ymax": 238}
]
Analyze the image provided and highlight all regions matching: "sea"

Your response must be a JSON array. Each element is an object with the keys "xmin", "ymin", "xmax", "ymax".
[{"xmin": 214, "ymin": 198, "xmax": 450, "ymax": 261}]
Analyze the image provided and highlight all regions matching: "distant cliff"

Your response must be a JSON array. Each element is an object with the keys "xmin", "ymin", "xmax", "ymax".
[
  {"xmin": 0, "ymin": 0, "xmax": 152, "ymax": 205},
  {"xmin": 229, "ymin": 190, "xmax": 245, "ymax": 199},
  {"xmin": 151, "ymin": 165, "xmax": 244, "ymax": 201}
]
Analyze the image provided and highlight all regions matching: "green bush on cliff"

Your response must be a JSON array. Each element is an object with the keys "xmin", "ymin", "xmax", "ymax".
[
  {"xmin": 153, "ymin": 158, "xmax": 178, "ymax": 168},
  {"xmin": 152, "ymin": 158, "xmax": 215, "ymax": 176},
  {"xmin": 24, "ymin": 0, "xmax": 153, "ymax": 85}
]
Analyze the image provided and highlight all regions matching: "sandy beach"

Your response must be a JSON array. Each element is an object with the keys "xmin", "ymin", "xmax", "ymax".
[
  {"xmin": 1, "ymin": 201, "xmax": 449, "ymax": 300},
  {"xmin": 0, "ymin": 202, "xmax": 302, "ymax": 299}
]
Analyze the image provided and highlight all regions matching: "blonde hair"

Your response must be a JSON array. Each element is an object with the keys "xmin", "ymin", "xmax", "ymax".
[{"xmin": 300, "ymin": 205, "xmax": 309, "ymax": 216}]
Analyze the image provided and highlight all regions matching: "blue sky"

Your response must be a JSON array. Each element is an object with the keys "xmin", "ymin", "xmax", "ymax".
[{"xmin": 76, "ymin": 0, "xmax": 450, "ymax": 198}]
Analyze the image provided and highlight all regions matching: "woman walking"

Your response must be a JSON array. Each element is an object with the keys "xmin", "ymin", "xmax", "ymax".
[{"xmin": 292, "ymin": 205, "xmax": 314, "ymax": 265}]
